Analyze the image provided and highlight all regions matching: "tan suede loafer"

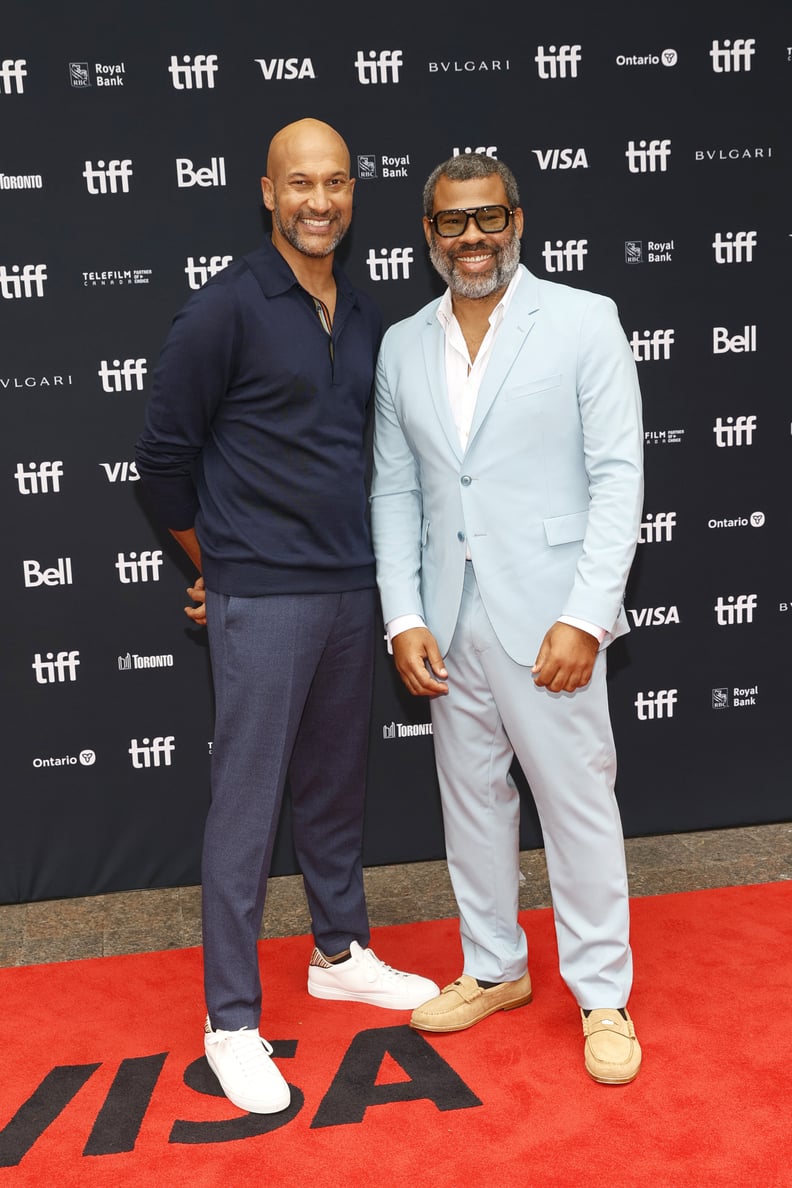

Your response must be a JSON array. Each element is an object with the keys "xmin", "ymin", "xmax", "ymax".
[
  {"xmin": 582, "ymin": 1007, "xmax": 642, "ymax": 1084},
  {"xmin": 409, "ymin": 972, "xmax": 533, "ymax": 1033}
]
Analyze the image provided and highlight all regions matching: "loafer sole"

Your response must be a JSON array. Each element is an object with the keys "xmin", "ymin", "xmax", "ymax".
[{"xmin": 410, "ymin": 989, "xmax": 533, "ymax": 1033}]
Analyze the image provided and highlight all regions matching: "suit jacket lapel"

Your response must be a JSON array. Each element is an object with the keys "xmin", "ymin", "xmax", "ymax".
[{"xmin": 420, "ymin": 311, "xmax": 464, "ymax": 462}]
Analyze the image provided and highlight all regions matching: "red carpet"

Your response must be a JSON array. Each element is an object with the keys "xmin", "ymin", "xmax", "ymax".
[{"xmin": 1, "ymin": 882, "xmax": 791, "ymax": 1187}]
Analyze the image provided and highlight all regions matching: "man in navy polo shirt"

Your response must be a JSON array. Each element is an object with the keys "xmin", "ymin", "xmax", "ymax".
[{"xmin": 136, "ymin": 118, "xmax": 437, "ymax": 1116}]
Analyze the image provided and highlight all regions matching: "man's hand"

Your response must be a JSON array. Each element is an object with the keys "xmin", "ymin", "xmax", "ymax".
[
  {"xmin": 532, "ymin": 621, "xmax": 599, "ymax": 692},
  {"xmin": 392, "ymin": 627, "xmax": 449, "ymax": 698},
  {"xmin": 185, "ymin": 575, "xmax": 206, "ymax": 626}
]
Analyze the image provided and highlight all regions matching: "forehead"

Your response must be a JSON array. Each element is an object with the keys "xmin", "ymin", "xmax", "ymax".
[
  {"xmin": 275, "ymin": 136, "xmax": 350, "ymax": 181},
  {"xmin": 432, "ymin": 173, "xmax": 509, "ymax": 212}
]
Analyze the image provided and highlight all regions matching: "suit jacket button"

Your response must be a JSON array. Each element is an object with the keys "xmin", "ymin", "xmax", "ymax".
[
  {"xmin": 461, "ymin": 475, "xmax": 472, "ymax": 486},
  {"xmin": 457, "ymin": 531, "xmax": 466, "ymax": 542}
]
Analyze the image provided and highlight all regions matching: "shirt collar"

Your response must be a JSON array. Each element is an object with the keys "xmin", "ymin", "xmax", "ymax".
[{"xmin": 436, "ymin": 265, "xmax": 523, "ymax": 331}]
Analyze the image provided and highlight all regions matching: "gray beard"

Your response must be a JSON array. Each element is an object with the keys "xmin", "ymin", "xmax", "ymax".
[
  {"xmin": 429, "ymin": 226, "xmax": 522, "ymax": 298},
  {"xmin": 273, "ymin": 206, "xmax": 347, "ymax": 258}
]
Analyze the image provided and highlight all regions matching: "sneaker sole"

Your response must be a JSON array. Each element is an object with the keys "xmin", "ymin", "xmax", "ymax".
[{"xmin": 307, "ymin": 981, "xmax": 432, "ymax": 1010}]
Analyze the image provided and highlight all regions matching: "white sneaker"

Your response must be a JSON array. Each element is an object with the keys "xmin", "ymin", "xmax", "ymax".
[
  {"xmin": 307, "ymin": 940, "xmax": 440, "ymax": 1010},
  {"xmin": 204, "ymin": 1016, "xmax": 290, "ymax": 1114}
]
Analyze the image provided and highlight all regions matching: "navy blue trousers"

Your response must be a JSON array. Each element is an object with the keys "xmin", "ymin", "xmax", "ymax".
[{"xmin": 202, "ymin": 587, "xmax": 375, "ymax": 1030}]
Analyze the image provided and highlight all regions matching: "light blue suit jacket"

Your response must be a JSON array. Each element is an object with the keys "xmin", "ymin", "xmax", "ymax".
[{"xmin": 370, "ymin": 266, "xmax": 644, "ymax": 667}]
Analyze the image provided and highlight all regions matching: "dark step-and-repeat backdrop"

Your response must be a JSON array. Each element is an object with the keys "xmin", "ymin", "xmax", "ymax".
[{"xmin": 2, "ymin": 2, "xmax": 789, "ymax": 903}]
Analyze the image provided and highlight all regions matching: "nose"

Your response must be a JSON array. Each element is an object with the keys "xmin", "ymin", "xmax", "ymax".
[{"xmin": 306, "ymin": 183, "xmax": 332, "ymax": 211}]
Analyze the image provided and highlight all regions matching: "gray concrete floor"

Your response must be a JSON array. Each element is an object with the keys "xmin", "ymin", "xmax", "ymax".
[{"xmin": 0, "ymin": 823, "xmax": 790, "ymax": 967}]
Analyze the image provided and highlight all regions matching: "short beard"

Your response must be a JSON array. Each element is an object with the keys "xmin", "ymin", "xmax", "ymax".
[
  {"xmin": 272, "ymin": 204, "xmax": 348, "ymax": 258},
  {"xmin": 429, "ymin": 224, "xmax": 522, "ymax": 298}
]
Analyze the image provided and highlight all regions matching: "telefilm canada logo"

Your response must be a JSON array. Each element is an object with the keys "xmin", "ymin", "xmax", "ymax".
[
  {"xmin": 83, "ymin": 268, "xmax": 152, "ymax": 287},
  {"xmin": 645, "ymin": 428, "xmax": 685, "ymax": 446}
]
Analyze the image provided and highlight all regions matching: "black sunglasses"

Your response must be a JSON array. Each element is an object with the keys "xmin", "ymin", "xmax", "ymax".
[{"xmin": 427, "ymin": 205, "xmax": 515, "ymax": 237}]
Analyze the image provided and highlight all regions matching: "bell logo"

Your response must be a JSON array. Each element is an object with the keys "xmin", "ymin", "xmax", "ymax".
[
  {"xmin": 115, "ymin": 550, "xmax": 164, "ymax": 583},
  {"xmin": 354, "ymin": 50, "xmax": 403, "ymax": 84},
  {"xmin": 639, "ymin": 511, "xmax": 676, "ymax": 543},
  {"xmin": 541, "ymin": 240, "xmax": 587, "ymax": 272},
  {"xmin": 32, "ymin": 651, "xmax": 80, "ymax": 684},
  {"xmin": 129, "ymin": 736, "xmax": 175, "ymax": 768},
  {"xmin": 532, "ymin": 148, "xmax": 588, "ymax": 170},
  {"xmin": 185, "ymin": 255, "xmax": 233, "ymax": 290},
  {"xmin": 535, "ymin": 45, "xmax": 582, "ymax": 79},
  {"xmin": 712, "ymin": 231, "xmax": 756, "ymax": 263},
  {"xmin": 14, "ymin": 461, "xmax": 63, "ymax": 494},
  {"xmin": 630, "ymin": 329, "xmax": 674, "ymax": 361},
  {"xmin": 713, "ymin": 415, "xmax": 756, "ymax": 447},
  {"xmin": 0, "ymin": 264, "xmax": 47, "ymax": 299},
  {"xmin": 715, "ymin": 594, "xmax": 757, "ymax": 626},
  {"xmin": 713, "ymin": 325, "xmax": 756, "ymax": 353},
  {"xmin": 23, "ymin": 558, "xmax": 73, "ymax": 587},
  {"xmin": 625, "ymin": 139, "xmax": 671, "ymax": 173},
  {"xmin": 634, "ymin": 690, "xmax": 678, "ymax": 720},
  {"xmin": 82, "ymin": 160, "xmax": 133, "ymax": 195},
  {"xmin": 366, "ymin": 247, "xmax": 413, "ymax": 281},
  {"xmin": 255, "ymin": 58, "xmax": 316, "ymax": 80},
  {"xmin": 176, "ymin": 157, "xmax": 226, "ymax": 188},
  {"xmin": 710, "ymin": 39, "xmax": 755, "ymax": 72},
  {"xmin": 0, "ymin": 59, "xmax": 27, "ymax": 93},
  {"xmin": 168, "ymin": 54, "xmax": 218, "ymax": 89}
]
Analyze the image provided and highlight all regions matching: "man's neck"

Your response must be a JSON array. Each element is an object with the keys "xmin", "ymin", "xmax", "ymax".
[
  {"xmin": 450, "ymin": 284, "xmax": 508, "ymax": 329},
  {"xmin": 271, "ymin": 233, "xmax": 336, "ymax": 299}
]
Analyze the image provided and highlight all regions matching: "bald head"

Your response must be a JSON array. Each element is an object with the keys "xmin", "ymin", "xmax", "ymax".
[{"xmin": 266, "ymin": 118, "xmax": 350, "ymax": 182}]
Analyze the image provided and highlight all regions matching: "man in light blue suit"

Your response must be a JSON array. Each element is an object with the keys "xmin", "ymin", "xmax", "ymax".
[{"xmin": 370, "ymin": 153, "xmax": 644, "ymax": 1084}]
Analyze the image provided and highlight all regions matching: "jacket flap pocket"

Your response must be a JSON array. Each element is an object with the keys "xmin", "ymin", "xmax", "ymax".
[{"xmin": 543, "ymin": 510, "xmax": 588, "ymax": 546}]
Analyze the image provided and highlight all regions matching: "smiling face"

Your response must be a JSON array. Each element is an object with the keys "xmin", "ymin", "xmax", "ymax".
[
  {"xmin": 424, "ymin": 174, "xmax": 523, "ymax": 300},
  {"xmin": 261, "ymin": 119, "xmax": 355, "ymax": 262}
]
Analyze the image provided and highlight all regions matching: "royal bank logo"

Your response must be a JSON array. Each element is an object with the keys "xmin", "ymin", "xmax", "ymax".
[
  {"xmin": 634, "ymin": 689, "xmax": 677, "ymax": 720},
  {"xmin": 639, "ymin": 511, "xmax": 676, "ymax": 543},
  {"xmin": 366, "ymin": 247, "xmax": 413, "ymax": 280},
  {"xmin": 69, "ymin": 61, "xmax": 126, "ymax": 87},
  {"xmin": 32, "ymin": 650, "xmax": 80, "ymax": 684},
  {"xmin": 185, "ymin": 254, "xmax": 232, "ymax": 289},
  {"xmin": 627, "ymin": 606, "xmax": 680, "ymax": 627},
  {"xmin": 118, "ymin": 652, "xmax": 174, "ymax": 671},
  {"xmin": 535, "ymin": 45, "xmax": 581, "ymax": 78},
  {"xmin": 14, "ymin": 461, "xmax": 63, "ymax": 494},
  {"xmin": 710, "ymin": 38, "xmax": 755, "ymax": 72},
  {"xmin": 23, "ymin": 557, "xmax": 73, "ymax": 587},
  {"xmin": 713, "ymin": 685, "xmax": 759, "ymax": 708},
  {"xmin": 625, "ymin": 139, "xmax": 671, "ymax": 173},
  {"xmin": 100, "ymin": 461, "xmax": 139, "ymax": 482},
  {"xmin": 541, "ymin": 239, "xmax": 587, "ymax": 272},
  {"xmin": 532, "ymin": 148, "xmax": 588, "ymax": 170},
  {"xmin": 176, "ymin": 157, "xmax": 226, "ymax": 187},
  {"xmin": 713, "ymin": 415, "xmax": 756, "ymax": 447},
  {"xmin": 630, "ymin": 329, "xmax": 674, "ymax": 361},
  {"xmin": 0, "ymin": 263, "xmax": 47, "ymax": 298},
  {"xmin": 0, "ymin": 59, "xmax": 27, "ymax": 93},
  {"xmin": 98, "ymin": 358, "xmax": 147, "ymax": 392},
  {"xmin": 254, "ymin": 57, "xmax": 316, "ymax": 80},
  {"xmin": 82, "ymin": 269, "xmax": 152, "ymax": 287},
  {"xmin": 82, "ymin": 159, "xmax": 133, "ymax": 195},
  {"xmin": 115, "ymin": 550, "xmax": 164, "ymax": 583},
  {"xmin": 0, "ymin": 172, "xmax": 42, "ymax": 190},
  {"xmin": 713, "ymin": 231, "xmax": 756, "ymax": 263},
  {"xmin": 645, "ymin": 428, "xmax": 685, "ymax": 446},
  {"xmin": 713, "ymin": 325, "xmax": 756, "ymax": 353},
  {"xmin": 708, "ymin": 511, "xmax": 765, "ymax": 529},
  {"xmin": 354, "ymin": 50, "xmax": 402, "ymax": 84},
  {"xmin": 715, "ymin": 594, "xmax": 757, "ymax": 625},
  {"xmin": 625, "ymin": 241, "xmax": 643, "ymax": 264},
  {"xmin": 382, "ymin": 721, "xmax": 434, "ymax": 739},
  {"xmin": 616, "ymin": 49, "xmax": 678, "ymax": 67},
  {"xmin": 357, "ymin": 155, "xmax": 377, "ymax": 179},
  {"xmin": 129, "ymin": 736, "xmax": 175, "ymax": 768},
  {"xmin": 168, "ymin": 54, "xmax": 218, "ymax": 89}
]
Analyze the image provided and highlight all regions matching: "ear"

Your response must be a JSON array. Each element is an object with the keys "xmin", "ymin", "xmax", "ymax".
[
  {"xmin": 512, "ymin": 206, "xmax": 524, "ymax": 238},
  {"xmin": 422, "ymin": 216, "xmax": 434, "ymax": 248},
  {"xmin": 261, "ymin": 176, "xmax": 275, "ymax": 211}
]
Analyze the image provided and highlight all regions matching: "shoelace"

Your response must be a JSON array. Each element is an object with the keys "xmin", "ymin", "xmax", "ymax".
[
  {"xmin": 210, "ymin": 1028, "xmax": 275, "ymax": 1076},
  {"xmin": 363, "ymin": 948, "xmax": 409, "ymax": 983}
]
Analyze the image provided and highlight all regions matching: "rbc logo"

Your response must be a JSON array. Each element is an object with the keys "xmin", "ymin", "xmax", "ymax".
[
  {"xmin": 541, "ymin": 240, "xmax": 587, "ymax": 272},
  {"xmin": 535, "ymin": 45, "xmax": 581, "ymax": 78},
  {"xmin": 32, "ymin": 651, "xmax": 80, "ymax": 684},
  {"xmin": 713, "ymin": 415, "xmax": 756, "ymax": 447},
  {"xmin": 710, "ymin": 39, "xmax": 755, "ymax": 72},
  {"xmin": 366, "ymin": 248, "xmax": 413, "ymax": 280},
  {"xmin": 0, "ymin": 59, "xmax": 27, "ymax": 93},
  {"xmin": 630, "ymin": 329, "xmax": 674, "ymax": 361},
  {"xmin": 129, "ymin": 736, "xmax": 175, "ymax": 768},
  {"xmin": 115, "ymin": 550, "xmax": 164, "ymax": 583},
  {"xmin": 625, "ymin": 140, "xmax": 671, "ymax": 173},
  {"xmin": 14, "ymin": 461, "xmax": 63, "ymax": 494},
  {"xmin": 185, "ymin": 255, "xmax": 232, "ymax": 289},
  {"xmin": 0, "ymin": 264, "xmax": 47, "ymax": 298},
  {"xmin": 98, "ymin": 359, "xmax": 147, "ymax": 392},
  {"xmin": 82, "ymin": 160, "xmax": 133, "ymax": 195},
  {"xmin": 354, "ymin": 50, "xmax": 403, "ymax": 84},
  {"xmin": 168, "ymin": 54, "xmax": 218, "ymax": 89},
  {"xmin": 634, "ymin": 690, "xmax": 678, "ymax": 720}
]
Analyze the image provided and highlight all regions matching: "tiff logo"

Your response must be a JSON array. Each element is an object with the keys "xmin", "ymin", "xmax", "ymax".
[
  {"xmin": 354, "ymin": 50, "xmax": 403, "ymax": 84},
  {"xmin": 635, "ymin": 689, "xmax": 678, "ymax": 720},
  {"xmin": 176, "ymin": 157, "xmax": 226, "ymax": 188},
  {"xmin": 129, "ymin": 736, "xmax": 175, "ymax": 768},
  {"xmin": 713, "ymin": 231, "xmax": 756, "ymax": 263},
  {"xmin": 630, "ymin": 329, "xmax": 674, "ymax": 361},
  {"xmin": 542, "ymin": 239, "xmax": 587, "ymax": 272},
  {"xmin": 0, "ymin": 59, "xmax": 27, "ymax": 93},
  {"xmin": 453, "ymin": 146, "xmax": 497, "ymax": 158},
  {"xmin": 639, "ymin": 511, "xmax": 676, "ymax": 543},
  {"xmin": 23, "ymin": 557, "xmax": 73, "ymax": 587},
  {"xmin": 713, "ymin": 324, "xmax": 756, "ymax": 353},
  {"xmin": 715, "ymin": 593, "xmax": 757, "ymax": 625},
  {"xmin": 535, "ymin": 45, "xmax": 581, "ymax": 78},
  {"xmin": 98, "ymin": 358, "xmax": 147, "ymax": 392},
  {"xmin": 82, "ymin": 159, "xmax": 133, "ymax": 195},
  {"xmin": 625, "ymin": 139, "xmax": 671, "ymax": 173},
  {"xmin": 115, "ymin": 550, "xmax": 164, "ymax": 583},
  {"xmin": 32, "ymin": 650, "xmax": 80, "ymax": 684},
  {"xmin": 168, "ymin": 54, "xmax": 218, "ymax": 89},
  {"xmin": 366, "ymin": 247, "xmax": 413, "ymax": 280},
  {"xmin": 713, "ymin": 415, "xmax": 756, "ymax": 447},
  {"xmin": 0, "ymin": 264, "xmax": 46, "ymax": 298},
  {"xmin": 710, "ymin": 38, "xmax": 755, "ymax": 72},
  {"xmin": 185, "ymin": 254, "xmax": 232, "ymax": 289},
  {"xmin": 15, "ymin": 461, "xmax": 63, "ymax": 494}
]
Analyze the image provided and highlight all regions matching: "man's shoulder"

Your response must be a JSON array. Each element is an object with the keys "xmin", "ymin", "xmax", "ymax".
[
  {"xmin": 526, "ymin": 268, "xmax": 618, "ymax": 318},
  {"xmin": 382, "ymin": 295, "xmax": 442, "ymax": 343}
]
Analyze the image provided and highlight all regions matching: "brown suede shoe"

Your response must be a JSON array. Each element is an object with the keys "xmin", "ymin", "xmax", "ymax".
[
  {"xmin": 582, "ymin": 1007, "xmax": 642, "ymax": 1084},
  {"xmin": 409, "ymin": 972, "xmax": 533, "ymax": 1033}
]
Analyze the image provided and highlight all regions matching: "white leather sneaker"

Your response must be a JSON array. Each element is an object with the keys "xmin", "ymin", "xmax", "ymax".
[
  {"xmin": 204, "ymin": 1016, "xmax": 290, "ymax": 1113},
  {"xmin": 307, "ymin": 940, "xmax": 439, "ymax": 1009}
]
